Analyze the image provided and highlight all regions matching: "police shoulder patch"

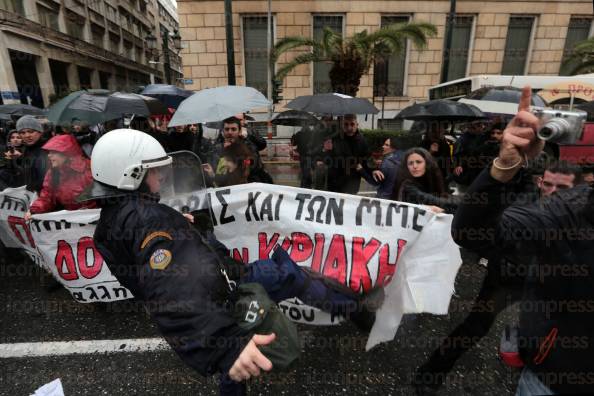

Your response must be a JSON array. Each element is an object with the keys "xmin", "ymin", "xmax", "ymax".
[
  {"xmin": 141, "ymin": 231, "xmax": 173, "ymax": 250},
  {"xmin": 149, "ymin": 249, "xmax": 172, "ymax": 270}
]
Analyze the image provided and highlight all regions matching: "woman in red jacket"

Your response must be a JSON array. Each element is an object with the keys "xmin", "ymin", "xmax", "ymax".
[{"xmin": 25, "ymin": 134, "xmax": 96, "ymax": 218}]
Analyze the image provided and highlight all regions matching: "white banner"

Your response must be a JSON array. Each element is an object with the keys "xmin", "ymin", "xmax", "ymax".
[
  {"xmin": 30, "ymin": 210, "xmax": 132, "ymax": 303},
  {"xmin": 0, "ymin": 184, "xmax": 462, "ymax": 348}
]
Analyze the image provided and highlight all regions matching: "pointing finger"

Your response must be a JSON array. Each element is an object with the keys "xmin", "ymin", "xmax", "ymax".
[{"xmin": 518, "ymin": 86, "xmax": 532, "ymax": 112}]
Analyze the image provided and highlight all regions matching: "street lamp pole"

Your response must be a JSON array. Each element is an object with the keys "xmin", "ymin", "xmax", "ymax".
[
  {"xmin": 162, "ymin": 30, "xmax": 172, "ymax": 85},
  {"xmin": 440, "ymin": 0, "xmax": 457, "ymax": 83},
  {"xmin": 266, "ymin": 0, "xmax": 273, "ymax": 150},
  {"xmin": 224, "ymin": 0, "xmax": 236, "ymax": 85}
]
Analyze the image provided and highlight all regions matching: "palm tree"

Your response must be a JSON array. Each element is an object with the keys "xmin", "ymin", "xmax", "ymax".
[
  {"xmin": 561, "ymin": 37, "xmax": 594, "ymax": 75},
  {"xmin": 270, "ymin": 22, "xmax": 437, "ymax": 97}
]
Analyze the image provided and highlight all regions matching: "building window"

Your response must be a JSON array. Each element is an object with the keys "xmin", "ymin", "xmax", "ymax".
[
  {"xmin": 99, "ymin": 71, "xmax": 110, "ymax": 89},
  {"xmin": 501, "ymin": 16, "xmax": 535, "ymax": 75},
  {"xmin": 109, "ymin": 33, "xmax": 120, "ymax": 53},
  {"xmin": 313, "ymin": 15, "xmax": 343, "ymax": 94},
  {"xmin": 78, "ymin": 66, "xmax": 92, "ymax": 90},
  {"xmin": 442, "ymin": 16, "xmax": 473, "ymax": 82},
  {"xmin": 243, "ymin": 15, "xmax": 273, "ymax": 95},
  {"xmin": 123, "ymin": 40, "xmax": 134, "ymax": 60},
  {"xmin": 560, "ymin": 17, "xmax": 592, "ymax": 76},
  {"xmin": 88, "ymin": 0, "xmax": 103, "ymax": 13},
  {"xmin": 37, "ymin": 5, "xmax": 60, "ymax": 31},
  {"xmin": 66, "ymin": 12, "xmax": 85, "ymax": 38},
  {"xmin": 136, "ymin": 46, "xmax": 143, "ymax": 63},
  {"xmin": 0, "ymin": 0, "xmax": 24, "ymax": 16},
  {"xmin": 105, "ymin": 4, "xmax": 117, "ymax": 22},
  {"xmin": 373, "ymin": 15, "xmax": 409, "ymax": 97},
  {"xmin": 377, "ymin": 118, "xmax": 403, "ymax": 130},
  {"xmin": 91, "ymin": 25, "xmax": 105, "ymax": 48}
]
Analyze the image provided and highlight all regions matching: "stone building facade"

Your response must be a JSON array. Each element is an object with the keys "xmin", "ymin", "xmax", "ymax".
[
  {"xmin": 0, "ymin": 0, "xmax": 182, "ymax": 107},
  {"xmin": 178, "ymin": 0, "xmax": 593, "ymax": 129}
]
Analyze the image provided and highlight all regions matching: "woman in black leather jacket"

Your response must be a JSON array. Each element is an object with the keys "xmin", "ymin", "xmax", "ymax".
[{"xmin": 392, "ymin": 147, "xmax": 459, "ymax": 214}]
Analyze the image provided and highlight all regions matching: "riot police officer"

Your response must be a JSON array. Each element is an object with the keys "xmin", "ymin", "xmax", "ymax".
[{"xmin": 84, "ymin": 129, "xmax": 369, "ymax": 395}]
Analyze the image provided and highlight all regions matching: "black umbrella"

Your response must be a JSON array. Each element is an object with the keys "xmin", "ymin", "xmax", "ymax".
[
  {"xmin": 395, "ymin": 99, "xmax": 486, "ymax": 121},
  {"xmin": 0, "ymin": 104, "xmax": 45, "ymax": 117},
  {"xmin": 141, "ymin": 84, "xmax": 193, "ymax": 109},
  {"xmin": 286, "ymin": 93, "xmax": 379, "ymax": 115},
  {"xmin": 48, "ymin": 91, "xmax": 168, "ymax": 126},
  {"xmin": 271, "ymin": 110, "xmax": 321, "ymax": 127}
]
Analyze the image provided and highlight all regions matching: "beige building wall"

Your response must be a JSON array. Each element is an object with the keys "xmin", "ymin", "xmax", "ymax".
[{"xmin": 178, "ymin": 0, "xmax": 592, "ymax": 121}]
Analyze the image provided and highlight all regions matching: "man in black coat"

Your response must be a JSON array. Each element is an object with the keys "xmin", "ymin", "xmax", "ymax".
[
  {"xmin": 16, "ymin": 115, "xmax": 48, "ymax": 193},
  {"xmin": 447, "ymin": 87, "xmax": 594, "ymax": 395},
  {"xmin": 414, "ymin": 161, "xmax": 583, "ymax": 394},
  {"xmin": 314, "ymin": 114, "xmax": 370, "ymax": 194}
]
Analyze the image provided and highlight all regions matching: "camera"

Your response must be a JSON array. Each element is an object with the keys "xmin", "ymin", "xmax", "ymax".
[{"xmin": 532, "ymin": 108, "xmax": 587, "ymax": 144}]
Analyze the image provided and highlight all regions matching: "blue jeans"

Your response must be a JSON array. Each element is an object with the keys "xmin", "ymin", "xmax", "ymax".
[
  {"xmin": 515, "ymin": 368, "xmax": 554, "ymax": 396},
  {"xmin": 242, "ymin": 246, "xmax": 358, "ymax": 316}
]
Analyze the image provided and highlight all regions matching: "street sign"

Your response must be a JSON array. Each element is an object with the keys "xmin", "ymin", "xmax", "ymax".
[{"xmin": 182, "ymin": 79, "xmax": 193, "ymax": 85}]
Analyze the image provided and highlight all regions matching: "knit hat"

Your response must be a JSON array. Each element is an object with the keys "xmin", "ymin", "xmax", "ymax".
[{"xmin": 16, "ymin": 115, "xmax": 43, "ymax": 133}]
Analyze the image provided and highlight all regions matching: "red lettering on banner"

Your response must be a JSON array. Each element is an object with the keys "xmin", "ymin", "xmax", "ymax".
[
  {"xmin": 350, "ymin": 237, "xmax": 381, "ymax": 293},
  {"xmin": 310, "ymin": 233, "xmax": 325, "ymax": 272},
  {"xmin": 289, "ymin": 232, "xmax": 313, "ymax": 263},
  {"xmin": 77, "ymin": 237, "xmax": 103, "ymax": 279},
  {"xmin": 280, "ymin": 236, "xmax": 291, "ymax": 251},
  {"xmin": 258, "ymin": 232, "xmax": 279, "ymax": 259},
  {"xmin": 232, "ymin": 247, "xmax": 249, "ymax": 263},
  {"xmin": 376, "ymin": 239, "xmax": 407, "ymax": 287},
  {"xmin": 55, "ymin": 240, "xmax": 78, "ymax": 281},
  {"xmin": 322, "ymin": 234, "xmax": 347, "ymax": 284},
  {"xmin": 7, "ymin": 215, "xmax": 35, "ymax": 248}
]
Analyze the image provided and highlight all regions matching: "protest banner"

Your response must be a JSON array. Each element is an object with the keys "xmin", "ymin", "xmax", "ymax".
[
  {"xmin": 0, "ymin": 183, "xmax": 462, "ymax": 346},
  {"xmin": 30, "ymin": 209, "xmax": 132, "ymax": 303},
  {"xmin": 0, "ymin": 186, "xmax": 43, "ymax": 267}
]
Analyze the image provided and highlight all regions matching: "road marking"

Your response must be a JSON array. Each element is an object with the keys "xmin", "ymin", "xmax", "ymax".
[{"xmin": 0, "ymin": 338, "xmax": 170, "ymax": 358}]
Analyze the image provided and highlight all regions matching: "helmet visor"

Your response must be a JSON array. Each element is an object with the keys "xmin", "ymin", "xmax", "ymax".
[{"xmin": 157, "ymin": 151, "xmax": 211, "ymax": 213}]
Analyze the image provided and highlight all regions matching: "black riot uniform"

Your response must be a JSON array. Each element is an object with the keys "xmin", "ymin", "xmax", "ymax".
[
  {"xmin": 94, "ymin": 193, "xmax": 250, "ymax": 376},
  {"xmin": 93, "ymin": 190, "xmax": 366, "ymax": 395}
]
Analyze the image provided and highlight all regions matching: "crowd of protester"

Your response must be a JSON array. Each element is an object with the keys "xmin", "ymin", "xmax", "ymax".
[{"xmin": 1, "ymin": 99, "xmax": 593, "ymax": 395}]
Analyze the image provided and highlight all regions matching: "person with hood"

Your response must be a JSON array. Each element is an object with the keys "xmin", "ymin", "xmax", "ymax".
[
  {"xmin": 24, "ymin": 134, "xmax": 96, "ymax": 219},
  {"xmin": 16, "ymin": 115, "xmax": 48, "ymax": 193},
  {"xmin": 356, "ymin": 137, "xmax": 403, "ymax": 199}
]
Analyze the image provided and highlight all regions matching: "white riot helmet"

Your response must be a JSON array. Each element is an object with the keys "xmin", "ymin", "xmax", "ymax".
[{"xmin": 91, "ymin": 129, "xmax": 172, "ymax": 191}]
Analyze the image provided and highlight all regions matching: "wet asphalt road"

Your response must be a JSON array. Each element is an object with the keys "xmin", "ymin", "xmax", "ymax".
[{"xmin": 1, "ymin": 249, "xmax": 520, "ymax": 396}]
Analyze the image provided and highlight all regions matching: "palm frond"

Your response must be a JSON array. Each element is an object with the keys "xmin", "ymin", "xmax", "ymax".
[
  {"xmin": 274, "ymin": 52, "xmax": 322, "ymax": 81},
  {"xmin": 322, "ymin": 27, "xmax": 343, "ymax": 55},
  {"xmin": 367, "ymin": 22, "xmax": 437, "ymax": 50},
  {"xmin": 270, "ymin": 36, "xmax": 320, "ymax": 64},
  {"xmin": 567, "ymin": 57, "xmax": 594, "ymax": 75}
]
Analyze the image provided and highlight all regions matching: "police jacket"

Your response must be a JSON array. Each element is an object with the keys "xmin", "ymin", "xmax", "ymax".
[
  {"xmin": 453, "ymin": 168, "xmax": 594, "ymax": 394},
  {"xmin": 93, "ymin": 194, "xmax": 250, "ymax": 376}
]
